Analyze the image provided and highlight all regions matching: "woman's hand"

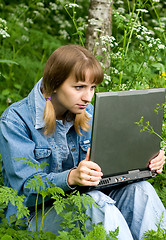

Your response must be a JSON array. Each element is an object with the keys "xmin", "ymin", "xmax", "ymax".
[
  {"xmin": 68, "ymin": 148, "xmax": 103, "ymax": 187},
  {"xmin": 149, "ymin": 150, "xmax": 166, "ymax": 173}
]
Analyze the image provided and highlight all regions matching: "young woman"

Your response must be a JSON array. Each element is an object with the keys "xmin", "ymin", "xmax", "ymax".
[{"xmin": 0, "ymin": 44, "xmax": 165, "ymax": 239}]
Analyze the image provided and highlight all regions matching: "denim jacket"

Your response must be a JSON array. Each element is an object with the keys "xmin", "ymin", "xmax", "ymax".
[{"xmin": 0, "ymin": 79, "xmax": 93, "ymax": 218}]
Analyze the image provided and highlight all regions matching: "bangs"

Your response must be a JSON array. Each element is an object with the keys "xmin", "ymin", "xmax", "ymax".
[{"xmin": 73, "ymin": 60, "xmax": 104, "ymax": 84}]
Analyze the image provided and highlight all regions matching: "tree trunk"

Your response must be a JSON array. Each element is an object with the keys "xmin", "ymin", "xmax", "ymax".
[{"xmin": 85, "ymin": 0, "xmax": 112, "ymax": 70}]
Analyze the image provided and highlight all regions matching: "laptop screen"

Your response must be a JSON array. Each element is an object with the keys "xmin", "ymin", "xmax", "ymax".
[{"xmin": 90, "ymin": 88, "xmax": 165, "ymax": 178}]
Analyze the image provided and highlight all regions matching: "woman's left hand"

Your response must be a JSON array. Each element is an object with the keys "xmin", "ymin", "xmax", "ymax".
[{"xmin": 149, "ymin": 150, "xmax": 166, "ymax": 173}]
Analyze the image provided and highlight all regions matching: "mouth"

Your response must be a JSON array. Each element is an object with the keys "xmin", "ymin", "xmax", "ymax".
[{"xmin": 77, "ymin": 104, "xmax": 87, "ymax": 109}]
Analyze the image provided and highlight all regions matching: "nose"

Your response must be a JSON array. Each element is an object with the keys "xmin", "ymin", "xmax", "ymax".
[{"xmin": 82, "ymin": 89, "xmax": 94, "ymax": 103}]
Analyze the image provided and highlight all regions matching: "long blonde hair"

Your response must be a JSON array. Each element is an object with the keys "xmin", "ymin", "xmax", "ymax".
[{"xmin": 42, "ymin": 44, "xmax": 104, "ymax": 135}]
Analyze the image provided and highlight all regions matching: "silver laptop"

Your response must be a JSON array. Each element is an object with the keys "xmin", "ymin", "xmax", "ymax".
[{"xmin": 89, "ymin": 88, "xmax": 165, "ymax": 190}]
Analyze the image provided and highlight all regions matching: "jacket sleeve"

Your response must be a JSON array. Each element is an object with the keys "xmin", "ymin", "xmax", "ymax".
[{"xmin": 0, "ymin": 112, "xmax": 74, "ymax": 208}]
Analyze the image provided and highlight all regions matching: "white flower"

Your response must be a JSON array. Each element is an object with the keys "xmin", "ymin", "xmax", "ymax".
[
  {"xmin": 117, "ymin": 7, "xmax": 125, "ymax": 13},
  {"xmin": 0, "ymin": 29, "xmax": 10, "ymax": 38},
  {"xmin": 148, "ymin": 43, "xmax": 153, "ymax": 47},
  {"xmin": 49, "ymin": 2, "xmax": 57, "ymax": 10},
  {"xmin": 137, "ymin": 35, "xmax": 143, "ymax": 40},
  {"xmin": 33, "ymin": 11, "xmax": 40, "ymax": 16},
  {"xmin": 158, "ymin": 44, "xmax": 165, "ymax": 49},
  {"xmin": 37, "ymin": 2, "xmax": 44, "ymax": 7},
  {"xmin": 0, "ymin": 18, "xmax": 7, "ymax": 25},
  {"xmin": 66, "ymin": 3, "xmax": 79, "ymax": 8},
  {"xmin": 88, "ymin": 18, "xmax": 102, "ymax": 26},
  {"xmin": 116, "ymin": 0, "xmax": 124, "ymax": 4},
  {"xmin": 26, "ymin": 18, "xmax": 33, "ymax": 24},
  {"xmin": 21, "ymin": 35, "xmax": 29, "ymax": 42},
  {"xmin": 105, "ymin": 80, "xmax": 109, "ymax": 85},
  {"xmin": 59, "ymin": 30, "xmax": 69, "ymax": 39},
  {"xmin": 102, "ymin": 48, "xmax": 107, "ymax": 52},
  {"xmin": 154, "ymin": 27, "xmax": 164, "ymax": 32},
  {"xmin": 136, "ymin": 9, "xmax": 148, "ymax": 13},
  {"xmin": 104, "ymin": 74, "xmax": 111, "ymax": 81}
]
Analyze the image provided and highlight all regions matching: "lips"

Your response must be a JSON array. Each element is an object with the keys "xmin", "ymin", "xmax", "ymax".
[{"xmin": 78, "ymin": 104, "xmax": 87, "ymax": 109}]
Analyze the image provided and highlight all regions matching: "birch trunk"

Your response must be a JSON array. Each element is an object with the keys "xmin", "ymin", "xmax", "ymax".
[{"xmin": 85, "ymin": 0, "xmax": 112, "ymax": 70}]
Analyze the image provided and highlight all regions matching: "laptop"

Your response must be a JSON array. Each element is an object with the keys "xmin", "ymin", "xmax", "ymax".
[{"xmin": 88, "ymin": 88, "xmax": 165, "ymax": 190}]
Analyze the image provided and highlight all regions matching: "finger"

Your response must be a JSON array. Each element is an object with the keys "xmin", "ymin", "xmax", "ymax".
[
  {"xmin": 86, "ymin": 174, "xmax": 102, "ymax": 182},
  {"xmin": 80, "ymin": 159, "xmax": 102, "ymax": 173},
  {"xmin": 156, "ymin": 168, "xmax": 163, "ymax": 174},
  {"xmin": 149, "ymin": 154, "xmax": 166, "ymax": 171},
  {"xmin": 150, "ymin": 150, "xmax": 164, "ymax": 163},
  {"xmin": 88, "ymin": 169, "xmax": 103, "ymax": 177},
  {"xmin": 79, "ymin": 178, "xmax": 101, "ymax": 187},
  {"xmin": 85, "ymin": 147, "xmax": 91, "ymax": 161}
]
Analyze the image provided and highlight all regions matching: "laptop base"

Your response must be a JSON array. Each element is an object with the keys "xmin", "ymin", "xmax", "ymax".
[
  {"xmin": 96, "ymin": 169, "xmax": 157, "ymax": 189},
  {"xmin": 78, "ymin": 170, "xmax": 157, "ymax": 193}
]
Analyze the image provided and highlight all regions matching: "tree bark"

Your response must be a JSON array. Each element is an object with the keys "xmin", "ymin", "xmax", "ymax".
[{"xmin": 85, "ymin": 0, "xmax": 112, "ymax": 70}]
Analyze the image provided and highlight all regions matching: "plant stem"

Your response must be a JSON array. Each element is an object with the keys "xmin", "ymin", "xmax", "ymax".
[
  {"xmin": 64, "ymin": 1, "xmax": 84, "ymax": 46},
  {"xmin": 35, "ymin": 193, "xmax": 39, "ymax": 231}
]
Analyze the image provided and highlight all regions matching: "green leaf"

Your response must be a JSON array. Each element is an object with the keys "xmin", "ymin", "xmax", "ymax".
[
  {"xmin": 0, "ymin": 59, "xmax": 19, "ymax": 65},
  {"xmin": 1, "ymin": 235, "xmax": 13, "ymax": 240}
]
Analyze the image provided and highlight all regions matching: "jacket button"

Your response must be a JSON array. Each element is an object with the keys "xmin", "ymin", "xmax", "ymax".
[{"xmin": 71, "ymin": 147, "xmax": 75, "ymax": 152}]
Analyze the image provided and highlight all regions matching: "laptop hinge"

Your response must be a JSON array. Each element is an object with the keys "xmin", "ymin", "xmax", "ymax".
[{"xmin": 128, "ymin": 169, "xmax": 140, "ymax": 174}]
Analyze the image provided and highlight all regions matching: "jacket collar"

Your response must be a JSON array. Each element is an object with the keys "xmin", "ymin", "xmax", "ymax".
[{"xmin": 28, "ymin": 78, "xmax": 46, "ymax": 129}]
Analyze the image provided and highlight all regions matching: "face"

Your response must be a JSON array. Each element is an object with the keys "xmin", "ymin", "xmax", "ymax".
[{"xmin": 52, "ymin": 71, "xmax": 96, "ymax": 119}]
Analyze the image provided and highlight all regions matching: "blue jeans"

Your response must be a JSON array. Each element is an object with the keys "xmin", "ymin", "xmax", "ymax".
[{"xmin": 28, "ymin": 181, "xmax": 166, "ymax": 239}]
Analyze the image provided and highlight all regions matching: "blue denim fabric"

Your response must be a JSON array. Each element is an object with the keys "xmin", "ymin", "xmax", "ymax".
[{"xmin": 0, "ymin": 79, "xmax": 92, "ymax": 218}]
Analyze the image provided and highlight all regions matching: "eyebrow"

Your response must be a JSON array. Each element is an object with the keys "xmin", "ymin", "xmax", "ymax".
[{"xmin": 75, "ymin": 81, "xmax": 96, "ymax": 85}]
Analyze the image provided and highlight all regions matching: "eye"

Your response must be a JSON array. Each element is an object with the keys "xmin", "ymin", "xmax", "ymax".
[
  {"xmin": 91, "ymin": 85, "xmax": 96, "ymax": 90},
  {"xmin": 75, "ymin": 86, "xmax": 84, "ymax": 90}
]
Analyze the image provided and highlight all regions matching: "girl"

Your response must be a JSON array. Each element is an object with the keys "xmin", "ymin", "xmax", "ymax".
[{"xmin": 0, "ymin": 44, "xmax": 165, "ymax": 239}]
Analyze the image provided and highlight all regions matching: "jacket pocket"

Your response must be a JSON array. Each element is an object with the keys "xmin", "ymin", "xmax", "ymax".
[{"xmin": 34, "ymin": 148, "xmax": 51, "ymax": 160}]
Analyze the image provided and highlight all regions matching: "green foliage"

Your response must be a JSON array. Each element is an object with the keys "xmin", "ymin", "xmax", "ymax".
[
  {"xmin": 0, "ymin": 158, "xmax": 118, "ymax": 238},
  {"xmin": 135, "ymin": 106, "xmax": 166, "ymax": 208},
  {"xmin": 0, "ymin": 0, "xmax": 89, "ymax": 115},
  {"xmin": 0, "ymin": 186, "xmax": 29, "ymax": 219},
  {"xmin": 142, "ymin": 215, "xmax": 166, "ymax": 240},
  {"xmin": 95, "ymin": 1, "xmax": 166, "ymax": 92}
]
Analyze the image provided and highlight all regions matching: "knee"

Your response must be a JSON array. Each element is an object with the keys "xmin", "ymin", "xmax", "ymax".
[
  {"xmin": 128, "ymin": 180, "xmax": 157, "ymax": 199},
  {"xmin": 134, "ymin": 180, "xmax": 154, "ymax": 193}
]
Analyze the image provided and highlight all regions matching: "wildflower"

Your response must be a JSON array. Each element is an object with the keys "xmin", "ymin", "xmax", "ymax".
[
  {"xmin": 66, "ymin": 3, "xmax": 79, "ymax": 8},
  {"xmin": 49, "ymin": 3, "xmax": 57, "ymax": 10},
  {"xmin": 6, "ymin": 98, "xmax": 12, "ymax": 104},
  {"xmin": 21, "ymin": 35, "xmax": 29, "ymax": 42},
  {"xmin": 88, "ymin": 18, "xmax": 102, "ymax": 27},
  {"xmin": 105, "ymin": 80, "xmax": 109, "ymax": 85},
  {"xmin": 136, "ymin": 9, "xmax": 148, "ymax": 13},
  {"xmin": 148, "ymin": 43, "xmax": 153, "ymax": 47},
  {"xmin": 33, "ymin": 11, "xmax": 40, "ymax": 16},
  {"xmin": 158, "ymin": 44, "xmax": 165, "ymax": 49},
  {"xmin": 37, "ymin": 2, "xmax": 44, "ymax": 7},
  {"xmin": 0, "ymin": 29, "xmax": 10, "ymax": 38},
  {"xmin": 26, "ymin": 18, "xmax": 33, "ymax": 24},
  {"xmin": 104, "ymin": 73, "xmax": 111, "ymax": 82},
  {"xmin": 162, "ymin": 72, "xmax": 166, "ymax": 77},
  {"xmin": 102, "ymin": 48, "xmax": 107, "ymax": 52},
  {"xmin": 137, "ymin": 35, "xmax": 143, "ymax": 40},
  {"xmin": 116, "ymin": 0, "xmax": 124, "ymax": 4},
  {"xmin": 117, "ymin": 7, "xmax": 125, "ymax": 13}
]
